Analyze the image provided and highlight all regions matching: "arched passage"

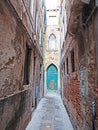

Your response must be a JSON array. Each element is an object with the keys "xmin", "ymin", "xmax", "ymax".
[{"xmin": 46, "ymin": 64, "xmax": 58, "ymax": 90}]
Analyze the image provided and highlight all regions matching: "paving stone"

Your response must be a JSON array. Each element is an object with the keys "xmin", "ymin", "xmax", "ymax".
[
  {"xmin": 41, "ymin": 124, "xmax": 53, "ymax": 130},
  {"xmin": 26, "ymin": 93, "xmax": 74, "ymax": 130}
]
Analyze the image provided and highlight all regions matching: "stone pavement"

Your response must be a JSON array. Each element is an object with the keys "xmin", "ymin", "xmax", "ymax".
[{"xmin": 26, "ymin": 92, "xmax": 74, "ymax": 130}]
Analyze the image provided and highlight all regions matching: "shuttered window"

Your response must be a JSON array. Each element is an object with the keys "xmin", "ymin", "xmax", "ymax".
[{"xmin": 23, "ymin": 44, "xmax": 31, "ymax": 85}]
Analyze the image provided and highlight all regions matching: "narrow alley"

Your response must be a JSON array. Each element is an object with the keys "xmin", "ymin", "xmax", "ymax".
[
  {"xmin": 26, "ymin": 92, "xmax": 73, "ymax": 130},
  {"xmin": 0, "ymin": 0, "xmax": 98, "ymax": 130}
]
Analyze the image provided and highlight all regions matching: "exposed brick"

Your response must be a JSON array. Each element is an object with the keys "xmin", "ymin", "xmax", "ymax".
[{"xmin": 60, "ymin": 0, "xmax": 98, "ymax": 130}]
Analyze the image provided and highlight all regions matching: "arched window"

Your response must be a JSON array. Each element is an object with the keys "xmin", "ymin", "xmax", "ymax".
[{"xmin": 48, "ymin": 34, "xmax": 57, "ymax": 50}]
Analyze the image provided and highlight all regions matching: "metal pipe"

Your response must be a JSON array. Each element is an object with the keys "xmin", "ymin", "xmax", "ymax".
[
  {"xmin": 92, "ymin": 100, "xmax": 96, "ymax": 130},
  {"xmin": 84, "ymin": 6, "xmax": 96, "ymax": 26}
]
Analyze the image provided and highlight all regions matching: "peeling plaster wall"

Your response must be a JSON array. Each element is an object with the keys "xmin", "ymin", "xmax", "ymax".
[
  {"xmin": 0, "ymin": 0, "xmax": 44, "ymax": 129},
  {"xmin": 0, "ymin": 1, "xmax": 25, "ymax": 98},
  {"xmin": 0, "ymin": 1, "xmax": 34, "ymax": 129}
]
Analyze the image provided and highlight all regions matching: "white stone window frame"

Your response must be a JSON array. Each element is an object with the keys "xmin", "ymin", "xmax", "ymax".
[{"xmin": 48, "ymin": 34, "xmax": 57, "ymax": 51}]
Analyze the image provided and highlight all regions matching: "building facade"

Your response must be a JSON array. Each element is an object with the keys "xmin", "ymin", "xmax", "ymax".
[
  {"xmin": 0, "ymin": 0, "xmax": 45, "ymax": 129},
  {"xmin": 44, "ymin": 25, "xmax": 60, "ymax": 94},
  {"xmin": 60, "ymin": 0, "xmax": 98, "ymax": 130},
  {"xmin": 44, "ymin": 0, "xmax": 60, "ymax": 94}
]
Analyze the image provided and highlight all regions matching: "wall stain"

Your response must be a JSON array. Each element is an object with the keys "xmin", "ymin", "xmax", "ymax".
[{"xmin": 5, "ymin": 56, "xmax": 15, "ymax": 66}]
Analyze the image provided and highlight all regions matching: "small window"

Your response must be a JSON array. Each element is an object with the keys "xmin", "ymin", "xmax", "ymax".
[
  {"xmin": 40, "ymin": 64, "xmax": 42, "ymax": 81},
  {"xmin": 63, "ymin": 62, "xmax": 65, "ymax": 75},
  {"xmin": 23, "ymin": 44, "xmax": 31, "ymax": 85},
  {"xmin": 48, "ymin": 34, "xmax": 57, "ymax": 50},
  {"xmin": 66, "ymin": 57, "xmax": 69, "ymax": 74},
  {"xmin": 71, "ymin": 49, "xmax": 75, "ymax": 72}
]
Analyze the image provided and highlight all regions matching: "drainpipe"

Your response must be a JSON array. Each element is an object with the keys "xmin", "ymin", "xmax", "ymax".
[
  {"xmin": 83, "ymin": 6, "xmax": 96, "ymax": 26},
  {"xmin": 92, "ymin": 99, "xmax": 96, "ymax": 130},
  {"xmin": 61, "ymin": 70, "xmax": 64, "ymax": 101}
]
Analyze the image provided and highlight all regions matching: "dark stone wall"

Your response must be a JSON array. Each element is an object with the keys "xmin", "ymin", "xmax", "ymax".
[{"xmin": 0, "ymin": 89, "xmax": 32, "ymax": 130}]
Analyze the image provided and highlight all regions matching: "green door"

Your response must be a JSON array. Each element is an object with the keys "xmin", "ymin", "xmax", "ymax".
[{"xmin": 46, "ymin": 64, "xmax": 58, "ymax": 90}]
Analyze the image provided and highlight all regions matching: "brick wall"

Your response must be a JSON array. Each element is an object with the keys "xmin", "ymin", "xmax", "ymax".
[
  {"xmin": 61, "ymin": 0, "xmax": 98, "ymax": 130},
  {"xmin": 62, "ymin": 38, "xmax": 84, "ymax": 130}
]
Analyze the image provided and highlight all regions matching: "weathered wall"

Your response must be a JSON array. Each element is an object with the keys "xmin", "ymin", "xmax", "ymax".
[
  {"xmin": 0, "ymin": 89, "xmax": 32, "ymax": 130},
  {"xmin": 0, "ymin": 1, "xmax": 41, "ymax": 129},
  {"xmin": 61, "ymin": 0, "xmax": 98, "ymax": 130},
  {"xmin": 62, "ymin": 37, "xmax": 83, "ymax": 130},
  {"xmin": 0, "ymin": 0, "xmax": 25, "ymax": 98},
  {"xmin": 94, "ymin": 10, "xmax": 98, "ymax": 130},
  {"xmin": 33, "ymin": 50, "xmax": 43, "ymax": 105},
  {"xmin": 78, "ymin": 8, "xmax": 98, "ymax": 130}
]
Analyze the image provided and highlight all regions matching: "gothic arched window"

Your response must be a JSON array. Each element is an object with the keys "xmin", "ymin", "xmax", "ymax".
[{"xmin": 48, "ymin": 34, "xmax": 57, "ymax": 50}]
